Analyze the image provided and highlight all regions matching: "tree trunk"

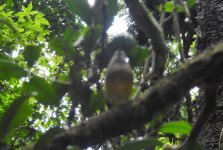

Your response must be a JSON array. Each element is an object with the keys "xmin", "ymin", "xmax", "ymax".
[{"xmin": 196, "ymin": 0, "xmax": 223, "ymax": 149}]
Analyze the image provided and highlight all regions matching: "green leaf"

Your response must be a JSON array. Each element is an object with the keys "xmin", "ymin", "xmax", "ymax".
[
  {"xmin": 176, "ymin": 4, "xmax": 185, "ymax": 13},
  {"xmin": 165, "ymin": 2, "xmax": 174, "ymax": 12},
  {"xmin": 0, "ymin": 16, "xmax": 16, "ymax": 32},
  {"xmin": 23, "ymin": 45, "xmax": 41, "ymax": 67},
  {"xmin": 92, "ymin": 0, "xmax": 118, "ymax": 27},
  {"xmin": 66, "ymin": 0, "xmax": 91, "ymax": 25},
  {"xmin": 24, "ymin": 76, "xmax": 61, "ymax": 106},
  {"xmin": 27, "ymin": 2, "xmax": 33, "ymax": 12},
  {"xmin": 0, "ymin": 59, "xmax": 27, "ymax": 80},
  {"xmin": 106, "ymin": 0, "xmax": 118, "ymax": 26},
  {"xmin": 34, "ymin": 127, "xmax": 65, "ymax": 150},
  {"xmin": 49, "ymin": 37, "xmax": 64, "ymax": 55},
  {"xmin": 117, "ymin": 138, "xmax": 163, "ymax": 150},
  {"xmin": 0, "ymin": 96, "xmax": 31, "ymax": 141},
  {"xmin": 40, "ymin": 18, "xmax": 50, "ymax": 25},
  {"xmin": 49, "ymin": 28, "xmax": 78, "ymax": 57},
  {"xmin": 83, "ymin": 25, "xmax": 103, "ymax": 56},
  {"xmin": 62, "ymin": 28, "xmax": 79, "ymax": 56},
  {"xmin": 0, "ymin": 4, "xmax": 6, "ymax": 11},
  {"xmin": 52, "ymin": 81, "xmax": 70, "ymax": 100},
  {"xmin": 159, "ymin": 120, "xmax": 192, "ymax": 135},
  {"xmin": 187, "ymin": 0, "xmax": 196, "ymax": 8},
  {"xmin": 90, "ymin": 89, "xmax": 106, "ymax": 112},
  {"xmin": 130, "ymin": 47, "xmax": 149, "ymax": 66},
  {"xmin": 34, "ymin": 12, "xmax": 49, "ymax": 25}
]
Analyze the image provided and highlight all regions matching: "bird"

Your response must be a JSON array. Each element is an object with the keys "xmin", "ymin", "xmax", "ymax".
[{"xmin": 105, "ymin": 50, "xmax": 133, "ymax": 107}]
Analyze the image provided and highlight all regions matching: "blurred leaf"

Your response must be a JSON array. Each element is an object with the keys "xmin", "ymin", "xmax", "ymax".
[
  {"xmin": 0, "ymin": 59, "xmax": 27, "ymax": 80},
  {"xmin": 117, "ymin": 138, "xmax": 163, "ymax": 150},
  {"xmin": 130, "ymin": 47, "xmax": 149, "ymax": 66},
  {"xmin": 160, "ymin": 2, "xmax": 186, "ymax": 13},
  {"xmin": 90, "ymin": 89, "xmax": 106, "ymax": 112},
  {"xmin": 187, "ymin": 0, "xmax": 196, "ymax": 8},
  {"xmin": 34, "ymin": 127, "xmax": 65, "ymax": 150},
  {"xmin": 0, "ymin": 16, "xmax": 16, "ymax": 32},
  {"xmin": 176, "ymin": 4, "xmax": 185, "ymax": 13},
  {"xmin": 62, "ymin": 28, "xmax": 79, "ymax": 56},
  {"xmin": 49, "ymin": 28, "xmax": 78, "ymax": 57},
  {"xmin": 83, "ymin": 25, "xmax": 103, "ymax": 57},
  {"xmin": 66, "ymin": 145, "xmax": 81, "ymax": 150},
  {"xmin": 21, "ymin": 143, "xmax": 35, "ymax": 150},
  {"xmin": 24, "ymin": 76, "xmax": 61, "ymax": 106},
  {"xmin": 0, "ymin": 53, "xmax": 12, "ymax": 62},
  {"xmin": 23, "ymin": 45, "xmax": 41, "ymax": 67},
  {"xmin": 49, "ymin": 37, "xmax": 64, "ymax": 55},
  {"xmin": 52, "ymin": 81, "xmax": 70, "ymax": 100},
  {"xmin": 0, "ymin": 96, "xmax": 31, "ymax": 141},
  {"xmin": 164, "ymin": 2, "xmax": 174, "ymax": 12},
  {"xmin": 159, "ymin": 120, "xmax": 192, "ymax": 135},
  {"xmin": 66, "ymin": 0, "xmax": 91, "ymax": 25},
  {"xmin": 92, "ymin": 0, "xmax": 118, "ymax": 28}
]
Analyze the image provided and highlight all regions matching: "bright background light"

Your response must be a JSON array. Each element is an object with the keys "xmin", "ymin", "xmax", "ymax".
[
  {"xmin": 107, "ymin": 15, "xmax": 128, "ymax": 35},
  {"xmin": 87, "ymin": 0, "xmax": 128, "ymax": 35},
  {"xmin": 88, "ymin": 0, "xmax": 95, "ymax": 6}
]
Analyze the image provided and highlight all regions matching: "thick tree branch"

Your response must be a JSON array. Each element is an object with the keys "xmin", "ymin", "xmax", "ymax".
[
  {"xmin": 124, "ymin": 0, "xmax": 169, "ymax": 81},
  {"xmin": 47, "ymin": 43, "xmax": 223, "ymax": 150}
]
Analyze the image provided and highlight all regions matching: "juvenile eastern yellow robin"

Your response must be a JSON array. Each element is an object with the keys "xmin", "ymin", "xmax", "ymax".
[{"xmin": 105, "ymin": 50, "xmax": 133, "ymax": 107}]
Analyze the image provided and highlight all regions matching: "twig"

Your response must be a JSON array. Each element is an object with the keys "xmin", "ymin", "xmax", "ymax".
[
  {"xmin": 185, "ymin": 93, "xmax": 193, "ymax": 123},
  {"xmin": 173, "ymin": 0, "xmax": 185, "ymax": 62},
  {"xmin": 219, "ymin": 127, "xmax": 223, "ymax": 150}
]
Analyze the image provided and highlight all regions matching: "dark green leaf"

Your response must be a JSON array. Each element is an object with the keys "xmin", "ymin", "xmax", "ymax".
[
  {"xmin": 0, "ymin": 96, "xmax": 31, "ymax": 141},
  {"xmin": 52, "ymin": 81, "xmax": 70, "ymax": 100},
  {"xmin": 66, "ymin": 0, "xmax": 91, "ymax": 25},
  {"xmin": 159, "ymin": 120, "xmax": 192, "ymax": 135},
  {"xmin": 49, "ymin": 28, "xmax": 78, "ymax": 57},
  {"xmin": 0, "ymin": 59, "xmax": 27, "ymax": 80},
  {"xmin": 62, "ymin": 28, "xmax": 78, "ymax": 56},
  {"xmin": 106, "ymin": 0, "xmax": 118, "ymax": 26},
  {"xmin": 130, "ymin": 47, "xmax": 149, "ymax": 66},
  {"xmin": 24, "ymin": 76, "xmax": 61, "ymax": 106},
  {"xmin": 90, "ymin": 89, "xmax": 106, "ymax": 112},
  {"xmin": 34, "ymin": 127, "xmax": 65, "ymax": 150},
  {"xmin": 23, "ymin": 45, "xmax": 41, "ymax": 67},
  {"xmin": 187, "ymin": 0, "xmax": 196, "ymax": 8},
  {"xmin": 83, "ymin": 25, "xmax": 103, "ymax": 56},
  {"xmin": 117, "ymin": 138, "xmax": 163, "ymax": 150},
  {"xmin": 49, "ymin": 37, "xmax": 64, "ymax": 55},
  {"xmin": 92, "ymin": 0, "xmax": 118, "ymax": 27}
]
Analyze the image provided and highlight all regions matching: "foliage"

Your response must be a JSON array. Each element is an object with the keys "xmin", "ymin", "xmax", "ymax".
[
  {"xmin": 0, "ymin": 0, "xmax": 201, "ymax": 150},
  {"xmin": 0, "ymin": 3, "xmax": 50, "ymax": 52}
]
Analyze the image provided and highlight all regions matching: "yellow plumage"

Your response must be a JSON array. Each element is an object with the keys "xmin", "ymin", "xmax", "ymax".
[{"xmin": 105, "ymin": 50, "xmax": 133, "ymax": 107}]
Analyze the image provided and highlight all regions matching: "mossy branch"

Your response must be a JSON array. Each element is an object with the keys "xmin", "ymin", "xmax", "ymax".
[{"xmin": 47, "ymin": 43, "xmax": 223, "ymax": 150}]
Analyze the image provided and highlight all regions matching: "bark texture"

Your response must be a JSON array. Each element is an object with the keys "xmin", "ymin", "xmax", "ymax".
[{"xmin": 196, "ymin": 0, "xmax": 223, "ymax": 149}]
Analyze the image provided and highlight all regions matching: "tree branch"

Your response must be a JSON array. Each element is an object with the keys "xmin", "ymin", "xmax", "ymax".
[
  {"xmin": 47, "ymin": 43, "xmax": 223, "ymax": 150},
  {"xmin": 124, "ymin": 0, "xmax": 169, "ymax": 82}
]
